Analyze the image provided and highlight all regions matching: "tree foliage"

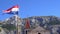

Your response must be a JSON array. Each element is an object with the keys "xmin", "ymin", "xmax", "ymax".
[
  {"xmin": 2, "ymin": 24, "xmax": 16, "ymax": 31},
  {"xmin": 48, "ymin": 20, "xmax": 60, "ymax": 25}
]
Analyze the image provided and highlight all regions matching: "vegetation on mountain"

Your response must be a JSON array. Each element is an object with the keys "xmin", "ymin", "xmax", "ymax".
[
  {"xmin": 2, "ymin": 24, "xmax": 16, "ymax": 31},
  {"xmin": 49, "ymin": 20, "xmax": 60, "ymax": 25}
]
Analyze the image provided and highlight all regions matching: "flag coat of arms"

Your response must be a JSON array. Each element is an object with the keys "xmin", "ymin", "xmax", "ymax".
[{"xmin": 3, "ymin": 5, "xmax": 19, "ymax": 15}]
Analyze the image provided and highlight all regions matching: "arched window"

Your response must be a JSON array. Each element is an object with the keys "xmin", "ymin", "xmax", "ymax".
[{"xmin": 38, "ymin": 33, "xmax": 41, "ymax": 34}]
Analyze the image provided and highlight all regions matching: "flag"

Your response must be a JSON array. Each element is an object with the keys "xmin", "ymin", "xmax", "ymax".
[{"xmin": 3, "ymin": 5, "xmax": 19, "ymax": 15}]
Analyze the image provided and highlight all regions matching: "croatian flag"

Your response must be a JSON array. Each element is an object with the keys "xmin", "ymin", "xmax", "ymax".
[{"xmin": 3, "ymin": 5, "xmax": 19, "ymax": 15}]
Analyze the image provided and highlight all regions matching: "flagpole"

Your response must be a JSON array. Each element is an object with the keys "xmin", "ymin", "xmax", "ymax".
[
  {"xmin": 13, "ymin": 0, "xmax": 20, "ymax": 33},
  {"xmin": 13, "ymin": 5, "xmax": 20, "ymax": 34},
  {"xmin": 14, "ymin": 14, "xmax": 22, "ymax": 34},
  {"xmin": 14, "ymin": 14, "xmax": 19, "ymax": 34},
  {"xmin": 11, "ymin": 4, "xmax": 19, "ymax": 34},
  {"xmin": 14, "ymin": 14, "xmax": 17, "ymax": 34}
]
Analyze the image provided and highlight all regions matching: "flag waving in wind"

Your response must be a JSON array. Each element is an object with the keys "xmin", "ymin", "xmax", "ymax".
[{"xmin": 3, "ymin": 5, "xmax": 19, "ymax": 15}]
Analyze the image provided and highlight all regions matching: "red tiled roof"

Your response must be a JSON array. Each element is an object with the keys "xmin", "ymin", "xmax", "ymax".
[{"xmin": 25, "ymin": 19, "xmax": 30, "ymax": 29}]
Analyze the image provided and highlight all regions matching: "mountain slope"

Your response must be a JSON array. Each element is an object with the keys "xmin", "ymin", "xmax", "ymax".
[{"xmin": 1, "ymin": 16, "xmax": 60, "ymax": 29}]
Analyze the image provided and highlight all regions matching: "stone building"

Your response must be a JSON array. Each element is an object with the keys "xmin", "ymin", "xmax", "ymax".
[{"xmin": 27, "ymin": 26, "xmax": 50, "ymax": 34}]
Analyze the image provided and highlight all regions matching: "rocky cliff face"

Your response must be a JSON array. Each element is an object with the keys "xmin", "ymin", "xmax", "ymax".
[
  {"xmin": 1, "ymin": 16, "xmax": 60, "ymax": 29},
  {"xmin": 0, "ymin": 16, "xmax": 60, "ymax": 34},
  {"xmin": 26, "ymin": 16, "xmax": 60, "ymax": 29}
]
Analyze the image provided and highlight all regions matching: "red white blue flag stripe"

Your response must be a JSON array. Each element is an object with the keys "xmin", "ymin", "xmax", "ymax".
[{"xmin": 3, "ymin": 5, "xmax": 19, "ymax": 14}]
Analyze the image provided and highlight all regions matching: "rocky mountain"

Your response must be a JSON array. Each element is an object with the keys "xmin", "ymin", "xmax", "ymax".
[
  {"xmin": 1, "ymin": 16, "xmax": 60, "ymax": 29},
  {"xmin": 0, "ymin": 16, "xmax": 60, "ymax": 33},
  {"xmin": 26, "ymin": 16, "xmax": 60, "ymax": 29},
  {"xmin": 0, "ymin": 16, "xmax": 60, "ymax": 34}
]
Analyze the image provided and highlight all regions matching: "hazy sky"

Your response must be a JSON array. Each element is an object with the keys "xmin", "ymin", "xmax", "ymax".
[{"xmin": 0, "ymin": 0, "xmax": 60, "ymax": 20}]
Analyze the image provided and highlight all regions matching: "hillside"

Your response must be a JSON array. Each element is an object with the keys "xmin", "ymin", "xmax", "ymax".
[{"xmin": 1, "ymin": 16, "xmax": 60, "ymax": 29}]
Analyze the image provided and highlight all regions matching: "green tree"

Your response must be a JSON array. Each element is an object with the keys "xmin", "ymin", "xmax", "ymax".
[
  {"xmin": 49, "ymin": 20, "xmax": 60, "ymax": 25},
  {"xmin": 2, "ymin": 24, "xmax": 16, "ymax": 34}
]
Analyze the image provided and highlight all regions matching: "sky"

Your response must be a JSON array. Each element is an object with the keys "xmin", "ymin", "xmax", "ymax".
[{"xmin": 0, "ymin": 0, "xmax": 60, "ymax": 20}]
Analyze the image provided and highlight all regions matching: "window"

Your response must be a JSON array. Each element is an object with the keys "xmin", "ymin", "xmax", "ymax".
[{"xmin": 38, "ymin": 33, "xmax": 41, "ymax": 34}]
